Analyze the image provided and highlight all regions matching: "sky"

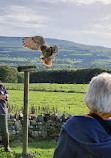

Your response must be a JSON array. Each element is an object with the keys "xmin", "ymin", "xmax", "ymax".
[{"xmin": 1, "ymin": 0, "xmax": 111, "ymax": 48}]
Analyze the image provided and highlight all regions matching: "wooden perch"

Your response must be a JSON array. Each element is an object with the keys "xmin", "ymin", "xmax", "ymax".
[
  {"xmin": 17, "ymin": 65, "xmax": 36, "ymax": 158},
  {"xmin": 17, "ymin": 66, "xmax": 36, "ymax": 72}
]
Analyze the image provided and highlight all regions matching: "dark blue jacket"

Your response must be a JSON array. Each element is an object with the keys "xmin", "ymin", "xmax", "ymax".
[{"xmin": 53, "ymin": 116, "xmax": 111, "ymax": 158}]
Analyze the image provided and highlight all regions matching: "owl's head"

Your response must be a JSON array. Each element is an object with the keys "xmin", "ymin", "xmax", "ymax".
[{"xmin": 40, "ymin": 45, "xmax": 47, "ymax": 51}]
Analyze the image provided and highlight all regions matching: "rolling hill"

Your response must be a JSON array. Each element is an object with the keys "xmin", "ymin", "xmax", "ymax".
[{"xmin": 0, "ymin": 36, "xmax": 111, "ymax": 69}]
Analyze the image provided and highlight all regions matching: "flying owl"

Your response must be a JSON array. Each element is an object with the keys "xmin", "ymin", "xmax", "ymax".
[{"xmin": 22, "ymin": 36, "xmax": 59, "ymax": 66}]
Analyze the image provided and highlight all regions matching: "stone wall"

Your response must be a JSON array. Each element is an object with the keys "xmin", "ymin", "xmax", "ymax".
[{"xmin": 0, "ymin": 113, "xmax": 73, "ymax": 142}]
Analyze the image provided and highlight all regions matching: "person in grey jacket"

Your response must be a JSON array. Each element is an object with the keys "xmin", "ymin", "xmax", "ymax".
[{"xmin": 0, "ymin": 82, "xmax": 11, "ymax": 152}]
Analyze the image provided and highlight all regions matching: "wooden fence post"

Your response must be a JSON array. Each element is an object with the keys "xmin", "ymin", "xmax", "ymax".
[{"xmin": 18, "ymin": 66, "xmax": 36, "ymax": 158}]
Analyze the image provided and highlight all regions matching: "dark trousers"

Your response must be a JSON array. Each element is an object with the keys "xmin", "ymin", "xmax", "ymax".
[
  {"xmin": 0, "ymin": 114, "xmax": 8, "ymax": 136},
  {"xmin": 0, "ymin": 114, "xmax": 11, "ymax": 152}
]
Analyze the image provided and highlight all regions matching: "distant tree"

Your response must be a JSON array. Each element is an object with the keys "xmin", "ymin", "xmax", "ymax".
[
  {"xmin": 17, "ymin": 72, "xmax": 24, "ymax": 83},
  {"xmin": 0, "ymin": 66, "xmax": 18, "ymax": 83}
]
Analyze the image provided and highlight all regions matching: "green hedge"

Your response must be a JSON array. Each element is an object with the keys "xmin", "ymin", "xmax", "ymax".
[
  {"xmin": 30, "ymin": 68, "xmax": 110, "ymax": 84},
  {"xmin": 0, "ymin": 66, "xmax": 110, "ymax": 83}
]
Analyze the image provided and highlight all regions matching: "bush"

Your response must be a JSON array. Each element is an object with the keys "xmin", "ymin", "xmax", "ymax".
[
  {"xmin": 17, "ymin": 72, "xmax": 24, "ymax": 83},
  {"xmin": 0, "ymin": 66, "xmax": 18, "ymax": 83}
]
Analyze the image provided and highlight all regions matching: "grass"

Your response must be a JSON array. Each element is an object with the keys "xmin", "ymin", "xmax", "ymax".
[
  {"xmin": 0, "ymin": 83, "xmax": 89, "ymax": 157},
  {"xmin": 0, "ymin": 140, "xmax": 57, "ymax": 158},
  {"xmin": 5, "ymin": 83, "xmax": 89, "ymax": 115}
]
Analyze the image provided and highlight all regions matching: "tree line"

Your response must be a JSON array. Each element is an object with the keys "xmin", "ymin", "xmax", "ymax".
[
  {"xmin": 30, "ymin": 68, "xmax": 110, "ymax": 84},
  {"xmin": 0, "ymin": 66, "xmax": 111, "ymax": 84}
]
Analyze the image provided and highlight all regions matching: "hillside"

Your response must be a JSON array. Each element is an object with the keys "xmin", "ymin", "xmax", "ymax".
[{"xmin": 0, "ymin": 36, "xmax": 111, "ymax": 69}]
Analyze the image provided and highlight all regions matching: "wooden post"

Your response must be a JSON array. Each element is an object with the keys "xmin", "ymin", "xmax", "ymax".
[
  {"xmin": 17, "ymin": 66, "xmax": 36, "ymax": 158},
  {"xmin": 23, "ymin": 71, "xmax": 29, "ymax": 156}
]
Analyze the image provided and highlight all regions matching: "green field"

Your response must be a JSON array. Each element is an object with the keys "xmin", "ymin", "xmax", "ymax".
[
  {"xmin": 5, "ymin": 83, "xmax": 89, "ymax": 116},
  {"xmin": 0, "ymin": 83, "xmax": 89, "ymax": 157},
  {"xmin": 0, "ymin": 140, "xmax": 57, "ymax": 158}
]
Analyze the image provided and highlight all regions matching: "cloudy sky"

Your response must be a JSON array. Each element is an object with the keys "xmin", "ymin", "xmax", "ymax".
[{"xmin": 1, "ymin": 0, "xmax": 111, "ymax": 48}]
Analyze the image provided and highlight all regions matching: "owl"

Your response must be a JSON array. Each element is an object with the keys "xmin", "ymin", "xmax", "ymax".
[{"xmin": 22, "ymin": 36, "xmax": 59, "ymax": 66}]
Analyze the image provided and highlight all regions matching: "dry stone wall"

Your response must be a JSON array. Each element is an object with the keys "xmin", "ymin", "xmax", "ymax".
[{"xmin": 0, "ymin": 113, "xmax": 73, "ymax": 142}]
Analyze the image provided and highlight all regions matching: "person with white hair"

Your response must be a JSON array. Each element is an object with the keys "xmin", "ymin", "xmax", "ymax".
[{"xmin": 53, "ymin": 72, "xmax": 111, "ymax": 158}]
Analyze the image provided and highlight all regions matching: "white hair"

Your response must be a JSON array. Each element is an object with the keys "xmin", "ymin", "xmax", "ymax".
[{"xmin": 84, "ymin": 72, "xmax": 111, "ymax": 113}]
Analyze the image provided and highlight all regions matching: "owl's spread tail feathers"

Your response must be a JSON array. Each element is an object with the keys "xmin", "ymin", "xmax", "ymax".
[
  {"xmin": 42, "ymin": 59, "xmax": 52, "ymax": 66},
  {"xmin": 40, "ymin": 55, "xmax": 52, "ymax": 66},
  {"xmin": 40, "ymin": 55, "xmax": 53, "ymax": 66}
]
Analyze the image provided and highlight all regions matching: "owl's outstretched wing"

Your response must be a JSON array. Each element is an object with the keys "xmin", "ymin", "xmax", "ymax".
[
  {"xmin": 48, "ymin": 45, "xmax": 59, "ymax": 60},
  {"xmin": 22, "ymin": 36, "xmax": 48, "ymax": 51}
]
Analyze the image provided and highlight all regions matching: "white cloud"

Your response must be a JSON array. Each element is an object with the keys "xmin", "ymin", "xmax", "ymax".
[
  {"xmin": 59, "ymin": 0, "xmax": 111, "ymax": 5},
  {"xmin": 3, "ymin": 5, "xmax": 50, "ymax": 23},
  {"xmin": 1, "ymin": 0, "xmax": 111, "ymax": 47},
  {"xmin": 32, "ymin": 0, "xmax": 111, "ymax": 4},
  {"xmin": 0, "ymin": 4, "xmax": 52, "ymax": 36}
]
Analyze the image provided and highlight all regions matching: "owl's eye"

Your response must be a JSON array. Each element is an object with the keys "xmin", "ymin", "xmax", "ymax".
[{"xmin": 41, "ymin": 45, "xmax": 46, "ymax": 50}]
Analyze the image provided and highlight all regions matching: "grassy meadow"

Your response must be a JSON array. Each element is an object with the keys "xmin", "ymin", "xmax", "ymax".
[
  {"xmin": 5, "ymin": 83, "xmax": 89, "ymax": 116},
  {"xmin": 0, "ymin": 83, "xmax": 89, "ymax": 158},
  {"xmin": 0, "ymin": 140, "xmax": 57, "ymax": 158}
]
